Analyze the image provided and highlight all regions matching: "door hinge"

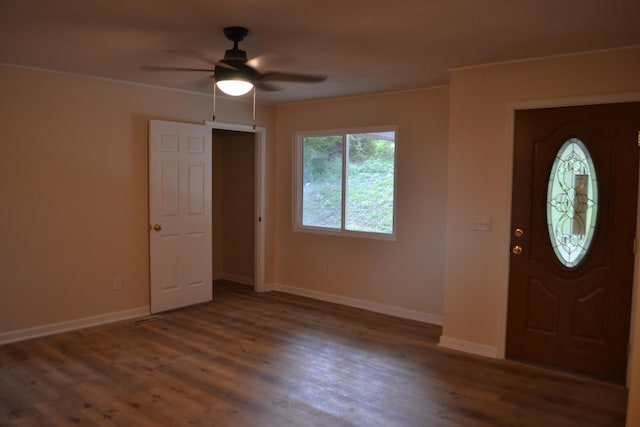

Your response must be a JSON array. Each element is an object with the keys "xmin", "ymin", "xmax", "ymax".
[{"xmin": 637, "ymin": 130, "xmax": 640, "ymax": 147}]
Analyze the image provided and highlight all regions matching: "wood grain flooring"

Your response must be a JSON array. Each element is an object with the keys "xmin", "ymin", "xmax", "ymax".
[{"xmin": 0, "ymin": 280, "xmax": 627, "ymax": 426}]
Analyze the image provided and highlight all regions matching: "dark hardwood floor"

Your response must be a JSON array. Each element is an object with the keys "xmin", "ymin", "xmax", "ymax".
[{"xmin": 0, "ymin": 280, "xmax": 627, "ymax": 426}]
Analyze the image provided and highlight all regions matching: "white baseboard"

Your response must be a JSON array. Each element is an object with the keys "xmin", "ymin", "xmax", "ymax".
[
  {"xmin": 214, "ymin": 274, "xmax": 254, "ymax": 286},
  {"xmin": 438, "ymin": 335, "xmax": 499, "ymax": 358},
  {"xmin": 271, "ymin": 283, "xmax": 443, "ymax": 325},
  {"xmin": 0, "ymin": 306, "xmax": 150, "ymax": 345}
]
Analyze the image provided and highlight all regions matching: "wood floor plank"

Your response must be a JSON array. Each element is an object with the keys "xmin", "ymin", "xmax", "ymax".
[{"xmin": 0, "ymin": 280, "xmax": 627, "ymax": 426}]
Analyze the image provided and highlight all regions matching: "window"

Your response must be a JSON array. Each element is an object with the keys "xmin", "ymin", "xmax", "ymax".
[{"xmin": 294, "ymin": 127, "xmax": 397, "ymax": 239}]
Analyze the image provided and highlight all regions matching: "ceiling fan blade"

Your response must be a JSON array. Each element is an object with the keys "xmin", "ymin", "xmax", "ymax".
[
  {"xmin": 258, "ymin": 71, "xmax": 327, "ymax": 83},
  {"xmin": 246, "ymin": 53, "xmax": 286, "ymax": 71},
  {"xmin": 255, "ymin": 81, "xmax": 283, "ymax": 92},
  {"xmin": 141, "ymin": 65, "xmax": 214, "ymax": 73},
  {"xmin": 164, "ymin": 49, "xmax": 218, "ymax": 66}
]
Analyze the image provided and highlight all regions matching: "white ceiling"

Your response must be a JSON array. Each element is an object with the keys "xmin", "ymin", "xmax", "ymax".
[{"xmin": 1, "ymin": 0, "xmax": 639, "ymax": 104}]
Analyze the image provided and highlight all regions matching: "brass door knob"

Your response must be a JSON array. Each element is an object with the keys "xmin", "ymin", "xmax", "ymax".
[
  {"xmin": 511, "ymin": 245, "xmax": 523, "ymax": 255},
  {"xmin": 153, "ymin": 224, "xmax": 162, "ymax": 231}
]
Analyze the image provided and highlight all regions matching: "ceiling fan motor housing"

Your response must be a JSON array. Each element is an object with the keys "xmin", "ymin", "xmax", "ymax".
[
  {"xmin": 223, "ymin": 48, "xmax": 248, "ymax": 63},
  {"xmin": 215, "ymin": 64, "xmax": 253, "ymax": 82}
]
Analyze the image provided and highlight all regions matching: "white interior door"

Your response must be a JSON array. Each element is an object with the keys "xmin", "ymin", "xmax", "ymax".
[{"xmin": 149, "ymin": 120, "xmax": 212, "ymax": 313}]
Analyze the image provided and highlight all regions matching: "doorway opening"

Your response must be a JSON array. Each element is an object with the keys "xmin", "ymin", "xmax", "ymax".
[
  {"xmin": 208, "ymin": 121, "xmax": 266, "ymax": 293},
  {"xmin": 213, "ymin": 129, "xmax": 255, "ymax": 288}
]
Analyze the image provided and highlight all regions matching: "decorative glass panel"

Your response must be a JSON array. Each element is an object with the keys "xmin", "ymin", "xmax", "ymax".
[{"xmin": 547, "ymin": 138, "xmax": 598, "ymax": 267}]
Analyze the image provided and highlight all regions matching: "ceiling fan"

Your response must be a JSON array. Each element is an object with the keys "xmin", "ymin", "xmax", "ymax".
[{"xmin": 143, "ymin": 26, "xmax": 327, "ymax": 97}]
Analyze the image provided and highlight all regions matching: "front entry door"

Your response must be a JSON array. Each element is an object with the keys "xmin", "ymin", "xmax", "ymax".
[
  {"xmin": 507, "ymin": 103, "xmax": 640, "ymax": 384},
  {"xmin": 149, "ymin": 120, "xmax": 212, "ymax": 313}
]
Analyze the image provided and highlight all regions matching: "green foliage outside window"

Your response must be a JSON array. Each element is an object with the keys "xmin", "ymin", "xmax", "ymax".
[
  {"xmin": 300, "ymin": 130, "xmax": 396, "ymax": 235},
  {"xmin": 302, "ymin": 135, "xmax": 343, "ymax": 229}
]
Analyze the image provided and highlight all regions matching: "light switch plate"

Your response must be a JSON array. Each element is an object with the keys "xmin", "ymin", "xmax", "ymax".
[{"xmin": 472, "ymin": 216, "xmax": 492, "ymax": 232}]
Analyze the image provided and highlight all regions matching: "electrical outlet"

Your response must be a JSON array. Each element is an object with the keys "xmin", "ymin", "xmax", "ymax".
[
  {"xmin": 319, "ymin": 264, "xmax": 327, "ymax": 274},
  {"xmin": 114, "ymin": 277, "xmax": 123, "ymax": 291}
]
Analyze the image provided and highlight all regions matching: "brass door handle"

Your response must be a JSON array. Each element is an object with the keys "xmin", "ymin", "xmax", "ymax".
[
  {"xmin": 512, "ymin": 245, "xmax": 523, "ymax": 255},
  {"xmin": 153, "ymin": 224, "xmax": 162, "ymax": 231}
]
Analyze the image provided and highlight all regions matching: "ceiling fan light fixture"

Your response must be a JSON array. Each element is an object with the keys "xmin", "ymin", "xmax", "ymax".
[{"xmin": 215, "ymin": 79, "xmax": 253, "ymax": 96}]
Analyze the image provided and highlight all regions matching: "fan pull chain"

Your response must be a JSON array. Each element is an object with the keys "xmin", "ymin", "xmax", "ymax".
[
  {"xmin": 212, "ymin": 83, "xmax": 217, "ymax": 121},
  {"xmin": 252, "ymin": 86, "xmax": 256, "ymax": 130}
]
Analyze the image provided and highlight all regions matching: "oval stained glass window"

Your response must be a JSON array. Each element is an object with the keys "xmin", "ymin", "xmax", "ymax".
[{"xmin": 546, "ymin": 138, "xmax": 598, "ymax": 267}]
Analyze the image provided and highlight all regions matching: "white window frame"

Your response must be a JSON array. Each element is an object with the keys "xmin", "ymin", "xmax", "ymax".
[{"xmin": 293, "ymin": 126, "xmax": 398, "ymax": 241}]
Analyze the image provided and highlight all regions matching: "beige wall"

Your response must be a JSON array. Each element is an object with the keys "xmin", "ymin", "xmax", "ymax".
[
  {"xmin": 273, "ymin": 87, "xmax": 449, "ymax": 318},
  {"xmin": 212, "ymin": 130, "xmax": 255, "ymax": 283},
  {"xmin": 0, "ymin": 65, "xmax": 273, "ymax": 334},
  {"xmin": 0, "ymin": 66, "xmax": 448, "ymax": 335},
  {"xmin": 439, "ymin": 47, "xmax": 640, "ymax": 425}
]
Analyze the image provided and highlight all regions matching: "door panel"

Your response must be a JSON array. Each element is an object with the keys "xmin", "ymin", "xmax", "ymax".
[
  {"xmin": 149, "ymin": 120, "xmax": 212, "ymax": 313},
  {"xmin": 507, "ymin": 103, "xmax": 640, "ymax": 384}
]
